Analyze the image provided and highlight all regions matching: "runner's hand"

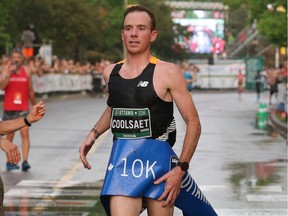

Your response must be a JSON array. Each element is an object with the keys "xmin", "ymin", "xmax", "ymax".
[
  {"xmin": 0, "ymin": 139, "xmax": 21, "ymax": 164},
  {"xmin": 79, "ymin": 134, "xmax": 95, "ymax": 170},
  {"xmin": 154, "ymin": 167, "xmax": 184, "ymax": 207}
]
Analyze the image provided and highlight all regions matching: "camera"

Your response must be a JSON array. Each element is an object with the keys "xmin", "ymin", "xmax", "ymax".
[
  {"xmin": 14, "ymin": 61, "xmax": 20, "ymax": 67},
  {"xmin": 12, "ymin": 61, "xmax": 20, "ymax": 74}
]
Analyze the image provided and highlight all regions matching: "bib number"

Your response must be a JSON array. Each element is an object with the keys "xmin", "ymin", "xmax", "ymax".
[{"xmin": 111, "ymin": 108, "xmax": 152, "ymax": 139}]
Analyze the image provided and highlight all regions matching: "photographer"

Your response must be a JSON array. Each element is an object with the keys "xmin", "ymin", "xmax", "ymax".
[{"xmin": 0, "ymin": 48, "xmax": 36, "ymax": 171}]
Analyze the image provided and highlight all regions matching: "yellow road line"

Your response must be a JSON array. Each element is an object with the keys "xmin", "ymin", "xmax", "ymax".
[
  {"xmin": 32, "ymin": 130, "xmax": 109, "ymax": 212},
  {"xmin": 59, "ymin": 130, "xmax": 109, "ymax": 183}
]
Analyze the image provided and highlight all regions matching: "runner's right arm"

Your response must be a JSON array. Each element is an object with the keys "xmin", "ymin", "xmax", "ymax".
[{"xmin": 79, "ymin": 63, "xmax": 115, "ymax": 170}]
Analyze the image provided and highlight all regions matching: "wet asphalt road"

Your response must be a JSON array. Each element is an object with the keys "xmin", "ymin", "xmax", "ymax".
[{"xmin": 0, "ymin": 90, "xmax": 287, "ymax": 216}]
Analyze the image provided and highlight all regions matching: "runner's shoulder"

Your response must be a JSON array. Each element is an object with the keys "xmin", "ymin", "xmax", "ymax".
[
  {"xmin": 156, "ymin": 59, "xmax": 181, "ymax": 76},
  {"xmin": 103, "ymin": 63, "xmax": 116, "ymax": 81}
]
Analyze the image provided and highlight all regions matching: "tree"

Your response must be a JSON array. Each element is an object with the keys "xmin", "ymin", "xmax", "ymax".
[
  {"xmin": 0, "ymin": 0, "xmax": 16, "ymax": 54},
  {"xmin": 257, "ymin": 2, "xmax": 287, "ymax": 47},
  {"xmin": 0, "ymin": 0, "xmax": 188, "ymax": 62},
  {"xmin": 139, "ymin": 0, "xmax": 188, "ymax": 61},
  {"xmin": 3, "ymin": 0, "xmax": 106, "ymax": 61},
  {"xmin": 87, "ymin": 0, "xmax": 188, "ymax": 62},
  {"xmin": 223, "ymin": 0, "xmax": 287, "ymax": 47}
]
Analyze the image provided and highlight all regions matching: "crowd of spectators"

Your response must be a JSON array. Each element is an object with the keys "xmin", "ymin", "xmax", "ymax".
[
  {"xmin": 180, "ymin": 61, "xmax": 200, "ymax": 92},
  {"xmin": 0, "ymin": 53, "xmax": 111, "ymax": 78},
  {"xmin": 260, "ymin": 61, "xmax": 287, "ymax": 106}
]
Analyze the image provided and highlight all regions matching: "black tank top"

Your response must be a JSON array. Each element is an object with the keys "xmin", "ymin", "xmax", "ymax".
[{"xmin": 107, "ymin": 57, "xmax": 176, "ymax": 147}]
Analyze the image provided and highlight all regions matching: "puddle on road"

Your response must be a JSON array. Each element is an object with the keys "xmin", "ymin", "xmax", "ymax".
[
  {"xmin": 227, "ymin": 159, "xmax": 287, "ymax": 194},
  {"xmin": 4, "ymin": 160, "xmax": 287, "ymax": 215},
  {"xmin": 4, "ymin": 180, "xmax": 106, "ymax": 216}
]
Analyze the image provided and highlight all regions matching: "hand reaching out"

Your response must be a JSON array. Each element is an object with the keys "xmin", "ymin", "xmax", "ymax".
[{"xmin": 26, "ymin": 101, "xmax": 46, "ymax": 123}]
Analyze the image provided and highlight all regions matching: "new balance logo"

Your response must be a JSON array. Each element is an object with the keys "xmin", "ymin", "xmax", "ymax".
[{"xmin": 137, "ymin": 81, "xmax": 149, "ymax": 87}]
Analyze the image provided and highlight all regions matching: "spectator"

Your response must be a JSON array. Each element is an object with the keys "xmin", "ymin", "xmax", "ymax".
[
  {"xmin": 254, "ymin": 70, "xmax": 263, "ymax": 102},
  {"xmin": 191, "ymin": 63, "xmax": 201, "ymax": 89},
  {"xmin": 29, "ymin": 24, "xmax": 42, "ymax": 57},
  {"xmin": 267, "ymin": 68, "xmax": 279, "ymax": 105},
  {"xmin": 182, "ymin": 61, "xmax": 193, "ymax": 91},
  {"xmin": 227, "ymin": 32, "xmax": 235, "ymax": 44},
  {"xmin": 237, "ymin": 70, "xmax": 245, "ymax": 100},
  {"xmin": 0, "ymin": 48, "xmax": 36, "ymax": 171},
  {"xmin": 0, "ymin": 101, "xmax": 46, "ymax": 215},
  {"xmin": 21, "ymin": 25, "xmax": 35, "ymax": 61}
]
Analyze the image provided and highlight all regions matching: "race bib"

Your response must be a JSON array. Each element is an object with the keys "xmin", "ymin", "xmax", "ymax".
[
  {"xmin": 111, "ymin": 108, "xmax": 152, "ymax": 139},
  {"xmin": 13, "ymin": 92, "xmax": 22, "ymax": 104}
]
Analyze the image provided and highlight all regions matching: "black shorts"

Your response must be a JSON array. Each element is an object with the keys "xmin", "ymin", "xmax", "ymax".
[
  {"xmin": 270, "ymin": 84, "xmax": 278, "ymax": 95},
  {"xmin": 2, "ymin": 110, "xmax": 29, "ymax": 121}
]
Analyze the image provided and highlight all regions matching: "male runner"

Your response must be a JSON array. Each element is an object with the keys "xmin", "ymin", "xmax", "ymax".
[{"xmin": 80, "ymin": 5, "xmax": 217, "ymax": 216}]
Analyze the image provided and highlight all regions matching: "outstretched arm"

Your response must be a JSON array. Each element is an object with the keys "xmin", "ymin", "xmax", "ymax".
[{"xmin": 0, "ymin": 101, "xmax": 46, "ymax": 134}]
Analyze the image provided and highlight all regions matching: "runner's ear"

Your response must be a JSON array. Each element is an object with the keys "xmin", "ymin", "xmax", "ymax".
[{"xmin": 150, "ymin": 30, "xmax": 157, "ymax": 43}]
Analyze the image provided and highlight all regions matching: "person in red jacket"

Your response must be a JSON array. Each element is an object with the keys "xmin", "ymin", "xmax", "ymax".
[{"xmin": 0, "ymin": 48, "xmax": 36, "ymax": 171}]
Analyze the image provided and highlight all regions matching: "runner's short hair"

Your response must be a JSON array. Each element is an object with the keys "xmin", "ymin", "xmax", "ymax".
[{"xmin": 122, "ymin": 5, "xmax": 156, "ymax": 31}]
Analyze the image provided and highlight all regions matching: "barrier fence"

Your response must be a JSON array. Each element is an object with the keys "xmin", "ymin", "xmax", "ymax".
[{"xmin": 0, "ymin": 74, "xmax": 93, "ymax": 95}]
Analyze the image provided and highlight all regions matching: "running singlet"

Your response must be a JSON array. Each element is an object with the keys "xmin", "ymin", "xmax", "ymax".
[
  {"xmin": 4, "ymin": 66, "xmax": 30, "ymax": 111},
  {"xmin": 107, "ymin": 56, "xmax": 176, "ymax": 147}
]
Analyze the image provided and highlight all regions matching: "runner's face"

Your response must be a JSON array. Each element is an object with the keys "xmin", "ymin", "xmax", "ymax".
[{"xmin": 122, "ymin": 11, "xmax": 157, "ymax": 55}]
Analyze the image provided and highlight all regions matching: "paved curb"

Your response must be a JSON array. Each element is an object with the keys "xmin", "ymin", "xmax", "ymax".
[{"xmin": 269, "ymin": 112, "xmax": 287, "ymax": 139}]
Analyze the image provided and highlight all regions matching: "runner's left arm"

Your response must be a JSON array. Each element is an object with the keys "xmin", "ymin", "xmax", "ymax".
[{"xmin": 154, "ymin": 62, "xmax": 201, "ymax": 207}]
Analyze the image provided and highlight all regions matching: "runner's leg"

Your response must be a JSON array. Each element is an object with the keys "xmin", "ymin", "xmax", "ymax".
[
  {"xmin": 145, "ymin": 198, "xmax": 174, "ymax": 216},
  {"xmin": 110, "ymin": 196, "xmax": 142, "ymax": 216}
]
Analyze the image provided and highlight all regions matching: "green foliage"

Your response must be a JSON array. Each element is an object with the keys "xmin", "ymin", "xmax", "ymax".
[
  {"xmin": 138, "ymin": 0, "xmax": 187, "ymax": 61},
  {"xmin": 0, "ymin": 0, "xmax": 16, "ymax": 51},
  {"xmin": 223, "ymin": 0, "xmax": 248, "ymax": 9},
  {"xmin": 97, "ymin": 4, "xmax": 124, "ymax": 62},
  {"xmin": 224, "ymin": 0, "xmax": 287, "ymax": 46},
  {"xmin": 3, "ymin": 0, "xmax": 107, "ymax": 60},
  {"xmin": 0, "ymin": 0, "xmax": 286, "ymax": 61},
  {"xmin": 0, "ymin": 0, "xmax": 188, "ymax": 62},
  {"xmin": 258, "ymin": 11, "xmax": 287, "ymax": 46}
]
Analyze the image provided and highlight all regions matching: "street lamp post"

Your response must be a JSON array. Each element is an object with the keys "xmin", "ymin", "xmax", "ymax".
[{"xmin": 275, "ymin": 46, "xmax": 279, "ymax": 68}]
